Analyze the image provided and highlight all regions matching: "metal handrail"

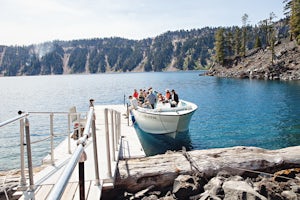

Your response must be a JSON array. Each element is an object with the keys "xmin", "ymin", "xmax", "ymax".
[
  {"xmin": 1, "ymin": 104, "xmax": 123, "ymax": 200},
  {"xmin": 0, "ymin": 112, "xmax": 29, "ymax": 127},
  {"xmin": 47, "ymin": 107, "xmax": 95, "ymax": 200}
]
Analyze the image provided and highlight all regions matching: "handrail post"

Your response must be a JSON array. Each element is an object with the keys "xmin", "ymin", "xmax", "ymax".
[
  {"xmin": 67, "ymin": 113, "xmax": 71, "ymax": 154},
  {"xmin": 50, "ymin": 113, "xmax": 54, "ymax": 165},
  {"xmin": 79, "ymin": 151, "xmax": 87, "ymax": 200},
  {"xmin": 25, "ymin": 118, "xmax": 35, "ymax": 199},
  {"xmin": 91, "ymin": 109, "xmax": 100, "ymax": 185},
  {"xmin": 114, "ymin": 112, "xmax": 118, "ymax": 151},
  {"xmin": 118, "ymin": 112, "xmax": 121, "ymax": 145},
  {"xmin": 110, "ymin": 110, "xmax": 116, "ymax": 161},
  {"xmin": 19, "ymin": 118, "xmax": 27, "ymax": 189},
  {"xmin": 126, "ymin": 103, "xmax": 129, "ymax": 126},
  {"xmin": 104, "ymin": 108, "xmax": 112, "ymax": 178}
]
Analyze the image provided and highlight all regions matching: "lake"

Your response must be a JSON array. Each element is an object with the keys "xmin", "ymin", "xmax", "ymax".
[{"xmin": 0, "ymin": 71, "xmax": 300, "ymax": 171}]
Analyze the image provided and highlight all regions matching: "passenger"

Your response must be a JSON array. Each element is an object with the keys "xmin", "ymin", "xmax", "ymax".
[
  {"xmin": 165, "ymin": 89, "xmax": 171, "ymax": 101},
  {"xmin": 171, "ymin": 89, "xmax": 179, "ymax": 107},
  {"xmin": 157, "ymin": 93, "xmax": 165, "ymax": 102},
  {"xmin": 145, "ymin": 90, "xmax": 156, "ymax": 109},
  {"xmin": 129, "ymin": 95, "xmax": 138, "ymax": 109},
  {"xmin": 133, "ymin": 89, "xmax": 139, "ymax": 99},
  {"xmin": 127, "ymin": 95, "xmax": 138, "ymax": 119},
  {"xmin": 138, "ymin": 89, "xmax": 145, "ymax": 104},
  {"xmin": 143, "ymin": 89, "xmax": 147, "ymax": 98}
]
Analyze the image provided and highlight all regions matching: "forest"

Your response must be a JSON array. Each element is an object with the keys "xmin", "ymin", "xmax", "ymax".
[{"xmin": 0, "ymin": 0, "xmax": 298, "ymax": 76}]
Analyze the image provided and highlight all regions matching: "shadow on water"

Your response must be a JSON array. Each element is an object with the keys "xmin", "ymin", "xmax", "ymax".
[{"xmin": 134, "ymin": 123, "xmax": 193, "ymax": 156}]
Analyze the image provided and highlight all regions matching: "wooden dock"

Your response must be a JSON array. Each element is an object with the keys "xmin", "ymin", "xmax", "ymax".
[{"xmin": 16, "ymin": 104, "xmax": 145, "ymax": 200}]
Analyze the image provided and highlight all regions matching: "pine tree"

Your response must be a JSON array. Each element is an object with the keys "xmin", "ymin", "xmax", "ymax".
[
  {"xmin": 233, "ymin": 27, "xmax": 242, "ymax": 56},
  {"xmin": 214, "ymin": 28, "xmax": 225, "ymax": 66},
  {"xmin": 241, "ymin": 14, "xmax": 249, "ymax": 57},
  {"xmin": 291, "ymin": 0, "xmax": 300, "ymax": 43},
  {"xmin": 254, "ymin": 36, "xmax": 262, "ymax": 48},
  {"xmin": 284, "ymin": 0, "xmax": 300, "ymax": 43}
]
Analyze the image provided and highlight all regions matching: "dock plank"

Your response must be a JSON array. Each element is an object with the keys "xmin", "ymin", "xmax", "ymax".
[
  {"xmin": 86, "ymin": 180, "xmax": 103, "ymax": 200},
  {"xmin": 35, "ymin": 184, "xmax": 53, "ymax": 199},
  {"xmin": 61, "ymin": 182, "xmax": 78, "ymax": 200}
]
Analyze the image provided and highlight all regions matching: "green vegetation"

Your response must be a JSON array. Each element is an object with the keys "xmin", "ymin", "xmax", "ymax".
[
  {"xmin": 0, "ymin": 2, "xmax": 298, "ymax": 76},
  {"xmin": 284, "ymin": 0, "xmax": 300, "ymax": 44},
  {"xmin": 213, "ymin": 11, "xmax": 291, "ymax": 67}
]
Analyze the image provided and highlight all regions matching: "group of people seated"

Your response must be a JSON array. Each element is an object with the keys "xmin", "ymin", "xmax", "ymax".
[{"xmin": 129, "ymin": 87, "xmax": 179, "ymax": 109}]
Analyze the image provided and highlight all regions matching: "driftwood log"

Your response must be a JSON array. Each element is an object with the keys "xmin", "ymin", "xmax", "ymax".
[{"xmin": 116, "ymin": 146, "xmax": 300, "ymax": 192}]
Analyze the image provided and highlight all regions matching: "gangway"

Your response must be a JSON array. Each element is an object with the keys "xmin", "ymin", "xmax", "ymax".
[{"xmin": 0, "ymin": 102, "xmax": 145, "ymax": 200}]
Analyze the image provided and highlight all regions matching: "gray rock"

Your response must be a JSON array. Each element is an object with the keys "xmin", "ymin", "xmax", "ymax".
[
  {"xmin": 223, "ymin": 180, "xmax": 267, "ymax": 200},
  {"xmin": 281, "ymin": 190, "xmax": 297, "ymax": 200},
  {"xmin": 141, "ymin": 194, "xmax": 159, "ymax": 200},
  {"xmin": 203, "ymin": 176, "xmax": 225, "ymax": 196},
  {"xmin": 172, "ymin": 174, "xmax": 202, "ymax": 199}
]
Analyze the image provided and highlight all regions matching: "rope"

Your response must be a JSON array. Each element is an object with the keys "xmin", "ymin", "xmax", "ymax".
[
  {"xmin": 1, "ymin": 172, "xmax": 12, "ymax": 200},
  {"xmin": 181, "ymin": 148, "xmax": 294, "ymax": 181}
]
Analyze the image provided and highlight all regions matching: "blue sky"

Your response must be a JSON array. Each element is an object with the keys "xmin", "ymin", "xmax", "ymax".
[{"xmin": 0, "ymin": 0, "xmax": 286, "ymax": 46}]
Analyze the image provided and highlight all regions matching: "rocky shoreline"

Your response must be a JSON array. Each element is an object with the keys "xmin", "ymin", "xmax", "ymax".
[
  {"xmin": 105, "ymin": 168, "xmax": 300, "ymax": 200},
  {"xmin": 1, "ymin": 146, "xmax": 300, "ymax": 200},
  {"xmin": 103, "ymin": 146, "xmax": 300, "ymax": 200},
  {"xmin": 205, "ymin": 40, "xmax": 300, "ymax": 81}
]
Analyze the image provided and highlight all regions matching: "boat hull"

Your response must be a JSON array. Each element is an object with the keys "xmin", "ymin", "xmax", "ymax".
[{"xmin": 131, "ymin": 100, "xmax": 197, "ymax": 134}]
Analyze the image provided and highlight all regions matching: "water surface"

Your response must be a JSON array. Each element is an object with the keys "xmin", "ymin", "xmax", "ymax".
[{"xmin": 0, "ymin": 71, "xmax": 299, "ymax": 170}]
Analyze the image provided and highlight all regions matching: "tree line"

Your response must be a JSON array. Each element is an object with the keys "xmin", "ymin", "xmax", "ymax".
[
  {"xmin": 0, "ymin": 1, "xmax": 297, "ymax": 76},
  {"xmin": 214, "ymin": 0, "xmax": 300, "ymax": 66}
]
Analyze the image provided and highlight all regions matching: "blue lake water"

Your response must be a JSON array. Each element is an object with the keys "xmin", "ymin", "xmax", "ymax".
[{"xmin": 0, "ymin": 71, "xmax": 300, "ymax": 170}]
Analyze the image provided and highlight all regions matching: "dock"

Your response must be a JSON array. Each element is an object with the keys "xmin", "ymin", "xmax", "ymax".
[{"xmin": 15, "ymin": 104, "xmax": 145, "ymax": 200}]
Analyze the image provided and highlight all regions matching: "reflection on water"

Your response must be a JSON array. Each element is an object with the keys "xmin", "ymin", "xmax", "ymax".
[{"xmin": 134, "ymin": 123, "xmax": 193, "ymax": 156}]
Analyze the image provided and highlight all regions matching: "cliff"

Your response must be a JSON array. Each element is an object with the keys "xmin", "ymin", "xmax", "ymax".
[{"xmin": 206, "ymin": 39, "xmax": 300, "ymax": 81}]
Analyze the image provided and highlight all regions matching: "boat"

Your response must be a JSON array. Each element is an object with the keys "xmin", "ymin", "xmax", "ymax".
[{"xmin": 131, "ymin": 100, "xmax": 197, "ymax": 134}]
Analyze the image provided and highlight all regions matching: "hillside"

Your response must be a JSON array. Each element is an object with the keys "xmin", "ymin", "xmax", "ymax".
[
  {"xmin": 0, "ymin": 20, "xmax": 290, "ymax": 76},
  {"xmin": 206, "ymin": 39, "xmax": 300, "ymax": 80},
  {"xmin": 0, "ymin": 28, "xmax": 216, "ymax": 76}
]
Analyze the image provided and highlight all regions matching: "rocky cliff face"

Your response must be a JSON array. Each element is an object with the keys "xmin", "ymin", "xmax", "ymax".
[{"xmin": 206, "ymin": 39, "xmax": 300, "ymax": 81}]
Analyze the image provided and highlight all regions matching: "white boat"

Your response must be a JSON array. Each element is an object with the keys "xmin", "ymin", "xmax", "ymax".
[{"xmin": 131, "ymin": 100, "xmax": 197, "ymax": 134}]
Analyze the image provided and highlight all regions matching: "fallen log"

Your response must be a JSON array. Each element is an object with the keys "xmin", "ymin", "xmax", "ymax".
[{"xmin": 116, "ymin": 146, "xmax": 300, "ymax": 192}]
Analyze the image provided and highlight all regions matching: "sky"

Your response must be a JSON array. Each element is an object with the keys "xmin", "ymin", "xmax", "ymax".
[{"xmin": 0, "ymin": 0, "xmax": 286, "ymax": 46}]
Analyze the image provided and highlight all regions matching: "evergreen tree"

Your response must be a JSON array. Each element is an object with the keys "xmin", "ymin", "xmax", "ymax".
[
  {"xmin": 214, "ymin": 28, "xmax": 225, "ymax": 66},
  {"xmin": 291, "ymin": 0, "xmax": 300, "ymax": 43},
  {"xmin": 268, "ymin": 12, "xmax": 277, "ymax": 64},
  {"xmin": 233, "ymin": 27, "xmax": 242, "ymax": 56},
  {"xmin": 241, "ymin": 14, "xmax": 249, "ymax": 57},
  {"xmin": 254, "ymin": 36, "xmax": 262, "ymax": 48}
]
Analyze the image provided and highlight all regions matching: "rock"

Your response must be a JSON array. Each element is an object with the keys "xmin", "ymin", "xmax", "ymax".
[
  {"xmin": 172, "ymin": 174, "xmax": 203, "ymax": 199},
  {"xmin": 141, "ymin": 194, "xmax": 159, "ymax": 200},
  {"xmin": 203, "ymin": 176, "xmax": 225, "ymax": 196},
  {"xmin": 222, "ymin": 180, "xmax": 267, "ymax": 200},
  {"xmin": 281, "ymin": 190, "xmax": 297, "ymax": 200},
  {"xmin": 206, "ymin": 40, "xmax": 300, "ymax": 81},
  {"xmin": 256, "ymin": 179, "xmax": 284, "ymax": 199},
  {"xmin": 273, "ymin": 168, "xmax": 300, "ymax": 182}
]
